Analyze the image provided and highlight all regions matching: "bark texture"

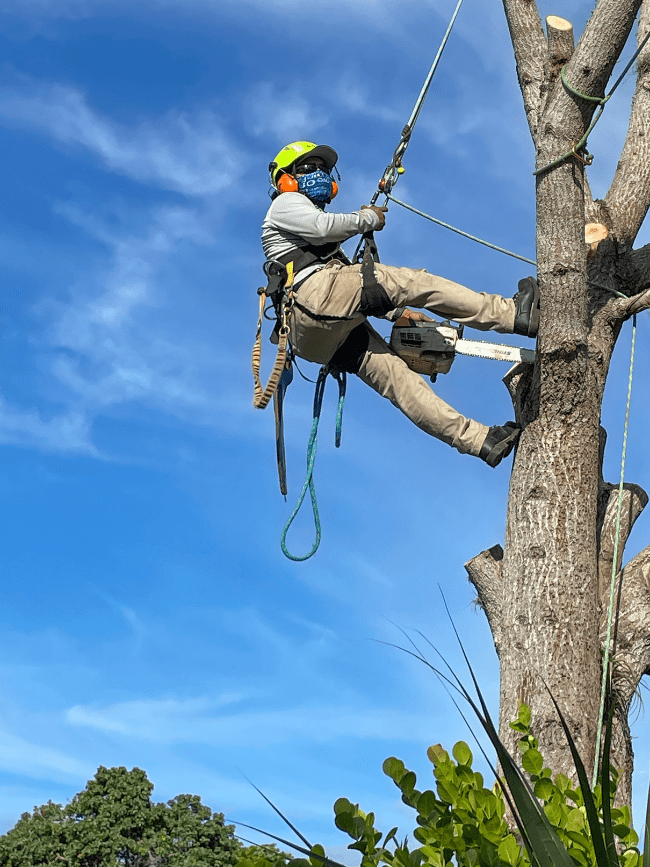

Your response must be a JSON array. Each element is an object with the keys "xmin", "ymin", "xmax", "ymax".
[{"xmin": 465, "ymin": 0, "xmax": 650, "ymax": 809}]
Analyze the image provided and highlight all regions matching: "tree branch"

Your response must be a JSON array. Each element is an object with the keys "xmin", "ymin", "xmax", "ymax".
[
  {"xmin": 544, "ymin": 16, "xmax": 575, "ymax": 102},
  {"xmin": 601, "ymin": 543, "xmax": 650, "ymax": 807},
  {"xmin": 502, "ymin": 0, "xmax": 546, "ymax": 136},
  {"xmin": 604, "ymin": 0, "xmax": 650, "ymax": 245},
  {"xmin": 623, "ymin": 242, "xmax": 650, "ymax": 292},
  {"xmin": 465, "ymin": 545, "xmax": 504, "ymax": 655},
  {"xmin": 607, "ymin": 545, "xmax": 650, "ymax": 692},
  {"xmin": 597, "ymin": 482, "xmax": 648, "ymax": 600},
  {"xmin": 564, "ymin": 0, "xmax": 642, "ymax": 106}
]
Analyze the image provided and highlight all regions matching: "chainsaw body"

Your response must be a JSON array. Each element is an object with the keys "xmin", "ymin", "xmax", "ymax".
[{"xmin": 389, "ymin": 319, "xmax": 463, "ymax": 381}]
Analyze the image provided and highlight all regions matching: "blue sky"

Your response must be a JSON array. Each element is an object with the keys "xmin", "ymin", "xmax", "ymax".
[{"xmin": 0, "ymin": 0, "xmax": 648, "ymax": 858}]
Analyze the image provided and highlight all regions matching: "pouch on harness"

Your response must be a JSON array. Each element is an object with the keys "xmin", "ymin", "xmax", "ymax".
[
  {"xmin": 251, "ymin": 234, "xmax": 392, "ymax": 497},
  {"xmin": 251, "ymin": 240, "xmax": 350, "ymax": 414}
]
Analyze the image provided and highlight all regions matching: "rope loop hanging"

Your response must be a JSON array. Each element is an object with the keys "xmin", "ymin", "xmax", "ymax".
[{"xmin": 280, "ymin": 366, "xmax": 346, "ymax": 562}]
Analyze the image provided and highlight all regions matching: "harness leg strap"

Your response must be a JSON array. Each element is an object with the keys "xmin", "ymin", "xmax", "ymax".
[
  {"xmin": 359, "ymin": 243, "xmax": 395, "ymax": 317},
  {"xmin": 330, "ymin": 323, "xmax": 371, "ymax": 374}
]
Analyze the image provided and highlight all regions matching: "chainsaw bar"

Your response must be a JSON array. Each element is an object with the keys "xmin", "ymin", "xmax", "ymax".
[{"xmin": 455, "ymin": 338, "xmax": 535, "ymax": 364}]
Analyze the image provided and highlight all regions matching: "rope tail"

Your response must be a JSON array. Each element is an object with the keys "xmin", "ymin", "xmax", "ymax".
[{"xmin": 280, "ymin": 367, "xmax": 346, "ymax": 562}]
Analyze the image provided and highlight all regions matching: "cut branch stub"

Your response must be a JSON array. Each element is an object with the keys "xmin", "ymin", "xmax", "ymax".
[
  {"xmin": 597, "ymin": 481, "xmax": 648, "ymax": 601},
  {"xmin": 544, "ymin": 16, "xmax": 574, "ymax": 95},
  {"xmin": 465, "ymin": 545, "xmax": 503, "ymax": 655},
  {"xmin": 585, "ymin": 222, "xmax": 609, "ymax": 257}
]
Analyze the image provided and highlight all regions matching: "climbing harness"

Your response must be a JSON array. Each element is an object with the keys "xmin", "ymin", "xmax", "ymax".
[
  {"xmin": 592, "ymin": 312, "xmax": 638, "ymax": 787},
  {"xmin": 280, "ymin": 366, "xmax": 346, "ymax": 562},
  {"xmin": 535, "ymin": 29, "xmax": 650, "ymax": 177}
]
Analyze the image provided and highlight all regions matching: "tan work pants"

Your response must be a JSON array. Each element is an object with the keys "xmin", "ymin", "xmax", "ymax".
[{"xmin": 290, "ymin": 261, "xmax": 517, "ymax": 456}]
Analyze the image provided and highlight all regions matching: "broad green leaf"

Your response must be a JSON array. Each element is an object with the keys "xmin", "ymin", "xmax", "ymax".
[
  {"xmin": 498, "ymin": 835, "xmax": 522, "ymax": 866},
  {"xmin": 452, "ymin": 742, "xmax": 473, "ymax": 767},
  {"xmin": 427, "ymin": 745, "xmax": 448, "ymax": 765},
  {"xmin": 400, "ymin": 772, "xmax": 417, "ymax": 797},
  {"xmin": 522, "ymin": 750, "xmax": 544, "ymax": 776},
  {"xmin": 436, "ymin": 782, "xmax": 456, "ymax": 805},
  {"xmin": 570, "ymin": 848, "xmax": 589, "ymax": 867},
  {"xmin": 554, "ymin": 775, "xmax": 572, "ymax": 795},
  {"xmin": 383, "ymin": 758, "xmax": 406, "ymax": 783},
  {"xmin": 417, "ymin": 790, "xmax": 438, "ymax": 818},
  {"xmin": 518, "ymin": 704, "xmax": 532, "ymax": 728},
  {"xmin": 565, "ymin": 808, "xmax": 586, "ymax": 832},
  {"xmin": 544, "ymin": 802, "xmax": 564, "ymax": 828},
  {"xmin": 533, "ymin": 779, "xmax": 554, "ymax": 802}
]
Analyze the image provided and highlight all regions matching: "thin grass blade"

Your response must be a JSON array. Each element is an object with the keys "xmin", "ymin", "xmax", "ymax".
[
  {"xmin": 544, "ymin": 686, "xmax": 611, "ymax": 867},
  {"xmin": 430, "ymin": 603, "xmax": 580, "ymax": 867},
  {"xmin": 642, "ymin": 787, "xmax": 650, "ymax": 867},
  {"xmin": 231, "ymin": 820, "xmax": 345, "ymax": 867},
  {"xmin": 238, "ymin": 770, "xmax": 313, "ymax": 849},
  {"xmin": 599, "ymin": 705, "xmax": 619, "ymax": 867}
]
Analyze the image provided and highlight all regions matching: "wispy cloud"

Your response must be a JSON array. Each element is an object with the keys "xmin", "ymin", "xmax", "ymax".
[
  {"xmin": 0, "ymin": 401, "xmax": 97, "ymax": 454},
  {"xmin": 0, "ymin": 728, "xmax": 89, "ymax": 781},
  {"xmin": 0, "ymin": 79, "xmax": 241, "ymax": 196},
  {"xmin": 244, "ymin": 82, "xmax": 329, "ymax": 143},
  {"xmin": 67, "ymin": 695, "xmax": 439, "ymax": 746}
]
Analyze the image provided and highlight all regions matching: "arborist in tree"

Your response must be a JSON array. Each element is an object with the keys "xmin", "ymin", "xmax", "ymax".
[{"xmin": 262, "ymin": 141, "xmax": 539, "ymax": 467}]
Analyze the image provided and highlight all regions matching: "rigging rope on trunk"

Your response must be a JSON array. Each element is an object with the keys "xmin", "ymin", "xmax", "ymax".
[{"xmin": 592, "ymin": 313, "xmax": 638, "ymax": 788}]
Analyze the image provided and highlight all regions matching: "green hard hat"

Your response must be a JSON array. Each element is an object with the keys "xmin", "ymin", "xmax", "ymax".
[{"xmin": 269, "ymin": 141, "xmax": 338, "ymax": 187}]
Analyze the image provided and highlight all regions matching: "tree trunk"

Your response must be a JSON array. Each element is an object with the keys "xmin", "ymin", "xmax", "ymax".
[{"xmin": 466, "ymin": 1, "xmax": 650, "ymax": 809}]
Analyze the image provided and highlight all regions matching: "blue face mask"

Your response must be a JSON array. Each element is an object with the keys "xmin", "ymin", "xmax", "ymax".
[{"xmin": 297, "ymin": 170, "xmax": 333, "ymax": 206}]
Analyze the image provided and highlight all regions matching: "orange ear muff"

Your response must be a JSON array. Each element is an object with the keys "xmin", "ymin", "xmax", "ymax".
[
  {"xmin": 276, "ymin": 173, "xmax": 299, "ymax": 193},
  {"xmin": 330, "ymin": 180, "xmax": 338, "ymax": 199}
]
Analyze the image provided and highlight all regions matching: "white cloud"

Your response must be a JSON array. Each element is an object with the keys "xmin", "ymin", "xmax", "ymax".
[
  {"xmin": 0, "ymin": 401, "xmax": 97, "ymax": 454},
  {"xmin": 0, "ymin": 79, "xmax": 240, "ymax": 196},
  {"xmin": 244, "ymin": 82, "xmax": 329, "ymax": 142},
  {"xmin": 0, "ymin": 728, "xmax": 88, "ymax": 781},
  {"xmin": 41, "ymin": 204, "xmax": 216, "ymax": 415},
  {"xmin": 67, "ymin": 695, "xmax": 442, "ymax": 746}
]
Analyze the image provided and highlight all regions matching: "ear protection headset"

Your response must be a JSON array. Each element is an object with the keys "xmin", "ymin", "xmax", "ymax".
[{"xmin": 271, "ymin": 166, "xmax": 338, "ymax": 199}]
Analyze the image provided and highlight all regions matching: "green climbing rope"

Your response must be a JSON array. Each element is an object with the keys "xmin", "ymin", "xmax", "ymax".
[
  {"xmin": 280, "ymin": 367, "xmax": 346, "ymax": 562},
  {"xmin": 592, "ymin": 313, "xmax": 637, "ymax": 788},
  {"xmin": 535, "ymin": 29, "xmax": 650, "ymax": 176}
]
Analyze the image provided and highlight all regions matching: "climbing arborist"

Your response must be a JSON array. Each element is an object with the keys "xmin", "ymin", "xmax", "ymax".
[{"xmin": 262, "ymin": 140, "xmax": 539, "ymax": 467}]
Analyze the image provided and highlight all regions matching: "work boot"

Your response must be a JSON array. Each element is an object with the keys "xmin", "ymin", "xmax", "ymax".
[
  {"xmin": 479, "ymin": 422, "xmax": 520, "ymax": 468},
  {"xmin": 513, "ymin": 276, "xmax": 540, "ymax": 337}
]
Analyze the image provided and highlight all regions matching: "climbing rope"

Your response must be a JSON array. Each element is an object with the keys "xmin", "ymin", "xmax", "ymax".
[
  {"xmin": 535, "ymin": 29, "xmax": 650, "ymax": 176},
  {"xmin": 353, "ymin": 0, "xmax": 466, "ymax": 263},
  {"xmin": 386, "ymin": 194, "xmax": 537, "ymax": 265},
  {"xmin": 592, "ymin": 313, "xmax": 637, "ymax": 788},
  {"xmin": 280, "ymin": 367, "xmax": 346, "ymax": 561},
  {"xmin": 370, "ymin": 0, "xmax": 466, "ymax": 205}
]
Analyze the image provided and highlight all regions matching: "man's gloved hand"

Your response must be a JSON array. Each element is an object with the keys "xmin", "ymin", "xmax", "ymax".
[
  {"xmin": 393, "ymin": 309, "xmax": 435, "ymax": 326},
  {"xmin": 361, "ymin": 204, "xmax": 388, "ymax": 230}
]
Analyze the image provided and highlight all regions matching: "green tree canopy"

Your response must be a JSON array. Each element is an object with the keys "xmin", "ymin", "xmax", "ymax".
[{"xmin": 0, "ymin": 765, "xmax": 246, "ymax": 866}]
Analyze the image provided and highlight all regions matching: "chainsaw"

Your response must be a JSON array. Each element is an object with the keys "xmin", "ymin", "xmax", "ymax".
[{"xmin": 389, "ymin": 316, "xmax": 535, "ymax": 381}]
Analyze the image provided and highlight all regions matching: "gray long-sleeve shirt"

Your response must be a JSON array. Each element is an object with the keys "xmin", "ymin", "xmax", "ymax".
[{"xmin": 261, "ymin": 192, "xmax": 382, "ymax": 284}]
